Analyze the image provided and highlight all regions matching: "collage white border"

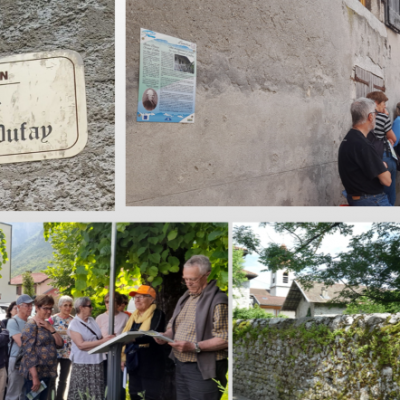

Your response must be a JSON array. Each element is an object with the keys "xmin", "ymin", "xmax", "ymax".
[{"xmin": 0, "ymin": 2, "xmax": 400, "ymax": 399}]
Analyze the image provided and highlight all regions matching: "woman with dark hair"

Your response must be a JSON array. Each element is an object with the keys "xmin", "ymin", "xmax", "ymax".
[
  {"xmin": 121, "ymin": 285, "xmax": 166, "ymax": 400},
  {"xmin": 19, "ymin": 295, "xmax": 63, "ymax": 400},
  {"xmin": 0, "ymin": 302, "xmax": 17, "ymax": 329}
]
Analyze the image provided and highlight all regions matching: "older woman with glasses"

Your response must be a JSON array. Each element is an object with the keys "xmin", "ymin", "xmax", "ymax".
[
  {"xmin": 19, "ymin": 295, "xmax": 63, "ymax": 400},
  {"xmin": 67, "ymin": 297, "xmax": 115, "ymax": 400},
  {"xmin": 121, "ymin": 285, "xmax": 166, "ymax": 400},
  {"xmin": 47, "ymin": 295, "xmax": 74, "ymax": 400}
]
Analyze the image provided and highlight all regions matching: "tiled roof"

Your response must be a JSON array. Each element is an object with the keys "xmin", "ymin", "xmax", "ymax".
[
  {"xmin": 282, "ymin": 281, "xmax": 365, "ymax": 311},
  {"xmin": 10, "ymin": 273, "xmax": 49, "ymax": 285},
  {"xmin": 44, "ymin": 287, "xmax": 59, "ymax": 296},
  {"xmin": 250, "ymin": 288, "xmax": 286, "ymax": 306},
  {"xmin": 234, "ymin": 246, "xmax": 249, "ymax": 256},
  {"xmin": 242, "ymin": 269, "xmax": 258, "ymax": 279}
]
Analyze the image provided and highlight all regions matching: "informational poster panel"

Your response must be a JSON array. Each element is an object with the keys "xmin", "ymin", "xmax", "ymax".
[
  {"xmin": 0, "ymin": 50, "xmax": 88, "ymax": 164},
  {"xmin": 137, "ymin": 29, "xmax": 196, "ymax": 123}
]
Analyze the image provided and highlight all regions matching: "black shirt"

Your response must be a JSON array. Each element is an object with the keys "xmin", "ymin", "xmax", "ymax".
[{"xmin": 338, "ymin": 129, "xmax": 387, "ymax": 196}]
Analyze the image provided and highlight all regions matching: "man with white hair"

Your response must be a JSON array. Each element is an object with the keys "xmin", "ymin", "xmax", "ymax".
[
  {"xmin": 143, "ymin": 89, "xmax": 157, "ymax": 111},
  {"xmin": 338, "ymin": 97, "xmax": 392, "ymax": 206},
  {"xmin": 155, "ymin": 255, "xmax": 228, "ymax": 400},
  {"xmin": 5, "ymin": 295, "xmax": 33, "ymax": 400}
]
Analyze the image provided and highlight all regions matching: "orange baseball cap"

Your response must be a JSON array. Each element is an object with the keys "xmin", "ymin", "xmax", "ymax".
[{"xmin": 129, "ymin": 285, "xmax": 156, "ymax": 299}]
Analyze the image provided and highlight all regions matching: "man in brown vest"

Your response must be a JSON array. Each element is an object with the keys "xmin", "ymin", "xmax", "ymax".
[{"xmin": 155, "ymin": 255, "xmax": 228, "ymax": 400}]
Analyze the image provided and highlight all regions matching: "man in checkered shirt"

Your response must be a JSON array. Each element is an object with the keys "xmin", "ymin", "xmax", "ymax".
[{"xmin": 155, "ymin": 255, "xmax": 228, "ymax": 400}]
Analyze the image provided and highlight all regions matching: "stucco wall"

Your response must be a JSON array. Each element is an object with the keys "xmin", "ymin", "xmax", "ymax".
[
  {"xmin": 0, "ymin": 0, "xmax": 115, "ymax": 211},
  {"xmin": 233, "ymin": 314, "xmax": 400, "ymax": 399},
  {"xmin": 295, "ymin": 299, "xmax": 346, "ymax": 318},
  {"xmin": 126, "ymin": 0, "xmax": 400, "ymax": 206},
  {"xmin": 297, "ymin": 298, "xmax": 313, "ymax": 318}
]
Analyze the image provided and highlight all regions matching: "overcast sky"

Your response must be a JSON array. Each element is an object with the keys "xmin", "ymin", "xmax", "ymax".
[{"xmin": 233, "ymin": 223, "xmax": 373, "ymax": 289}]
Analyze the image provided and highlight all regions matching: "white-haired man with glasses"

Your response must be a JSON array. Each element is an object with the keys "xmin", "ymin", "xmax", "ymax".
[
  {"xmin": 155, "ymin": 255, "xmax": 228, "ymax": 400},
  {"xmin": 338, "ymin": 97, "xmax": 392, "ymax": 206}
]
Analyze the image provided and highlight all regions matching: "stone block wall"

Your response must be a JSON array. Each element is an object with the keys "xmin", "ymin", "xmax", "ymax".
[
  {"xmin": 0, "ymin": 0, "xmax": 114, "ymax": 210},
  {"xmin": 233, "ymin": 315, "xmax": 400, "ymax": 399}
]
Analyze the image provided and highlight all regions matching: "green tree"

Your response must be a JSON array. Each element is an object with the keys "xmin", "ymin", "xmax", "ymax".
[
  {"xmin": 43, "ymin": 223, "xmax": 80, "ymax": 297},
  {"xmin": 22, "ymin": 271, "xmax": 35, "ymax": 298},
  {"xmin": 233, "ymin": 249, "xmax": 247, "ymax": 289},
  {"xmin": 345, "ymin": 297, "xmax": 400, "ymax": 314},
  {"xmin": 0, "ymin": 227, "xmax": 9, "ymax": 279},
  {"xmin": 44, "ymin": 222, "xmax": 228, "ymax": 320},
  {"xmin": 234, "ymin": 223, "xmax": 400, "ymax": 306}
]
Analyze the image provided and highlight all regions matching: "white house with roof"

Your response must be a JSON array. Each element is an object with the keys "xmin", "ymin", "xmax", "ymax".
[
  {"xmin": 250, "ymin": 288, "xmax": 295, "ymax": 317},
  {"xmin": 233, "ymin": 269, "xmax": 258, "ymax": 309},
  {"xmin": 10, "ymin": 272, "xmax": 57, "ymax": 298},
  {"xmin": 281, "ymin": 281, "xmax": 352, "ymax": 318}
]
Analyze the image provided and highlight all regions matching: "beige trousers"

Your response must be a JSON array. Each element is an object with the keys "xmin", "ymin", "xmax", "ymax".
[{"xmin": 0, "ymin": 366, "xmax": 7, "ymax": 400}]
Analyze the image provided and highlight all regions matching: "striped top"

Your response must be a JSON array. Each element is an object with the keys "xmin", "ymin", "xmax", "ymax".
[
  {"xmin": 374, "ymin": 113, "xmax": 392, "ymax": 139},
  {"xmin": 373, "ymin": 113, "xmax": 391, "ymax": 153}
]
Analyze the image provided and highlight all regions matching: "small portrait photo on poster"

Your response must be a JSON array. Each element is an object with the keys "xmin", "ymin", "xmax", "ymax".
[{"xmin": 142, "ymin": 88, "xmax": 158, "ymax": 111}]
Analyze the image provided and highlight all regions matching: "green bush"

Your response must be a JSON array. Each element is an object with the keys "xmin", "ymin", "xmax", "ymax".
[{"xmin": 233, "ymin": 305, "xmax": 287, "ymax": 319}]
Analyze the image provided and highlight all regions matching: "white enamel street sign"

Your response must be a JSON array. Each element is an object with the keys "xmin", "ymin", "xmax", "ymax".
[{"xmin": 0, "ymin": 50, "xmax": 88, "ymax": 164}]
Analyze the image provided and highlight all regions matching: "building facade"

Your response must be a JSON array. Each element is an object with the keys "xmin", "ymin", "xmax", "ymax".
[{"xmin": 127, "ymin": 0, "xmax": 400, "ymax": 206}]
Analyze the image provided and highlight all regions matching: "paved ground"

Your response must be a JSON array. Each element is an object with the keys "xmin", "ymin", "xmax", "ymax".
[{"xmin": 233, "ymin": 395, "xmax": 252, "ymax": 400}]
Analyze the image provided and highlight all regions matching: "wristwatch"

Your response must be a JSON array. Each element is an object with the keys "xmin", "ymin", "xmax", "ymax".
[{"xmin": 194, "ymin": 342, "xmax": 201, "ymax": 353}]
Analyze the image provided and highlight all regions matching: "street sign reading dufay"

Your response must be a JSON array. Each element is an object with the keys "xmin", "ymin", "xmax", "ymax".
[{"xmin": 0, "ymin": 50, "xmax": 88, "ymax": 164}]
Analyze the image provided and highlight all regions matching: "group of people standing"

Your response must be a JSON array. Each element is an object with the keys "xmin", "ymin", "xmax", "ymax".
[
  {"xmin": 0, "ymin": 255, "xmax": 228, "ymax": 400},
  {"xmin": 339, "ymin": 91, "xmax": 400, "ymax": 206}
]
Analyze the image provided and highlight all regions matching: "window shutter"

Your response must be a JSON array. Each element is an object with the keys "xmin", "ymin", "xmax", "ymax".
[
  {"xmin": 354, "ymin": 66, "xmax": 385, "ymax": 97},
  {"xmin": 386, "ymin": 0, "xmax": 400, "ymax": 33}
]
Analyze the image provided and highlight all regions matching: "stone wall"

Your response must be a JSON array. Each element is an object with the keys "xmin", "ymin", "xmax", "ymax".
[
  {"xmin": 233, "ymin": 314, "xmax": 400, "ymax": 399},
  {"xmin": 126, "ymin": 0, "xmax": 400, "ymax": 206},
  {"xmin": 0, "ymin": 0, "xmax": 114, "ymax": 210}
]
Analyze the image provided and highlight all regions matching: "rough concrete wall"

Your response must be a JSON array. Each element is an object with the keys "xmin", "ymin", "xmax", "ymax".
[
  {"xmin": 233, "ymin": 314, "xmax": 400, "ymax": 399},
  {"xmin": 0, "ymin": 0, "xmax": 114, "ymax": 210},
  {"xmin": 126, "ymin": 0, "xmax": 400, "ymax": 206}
]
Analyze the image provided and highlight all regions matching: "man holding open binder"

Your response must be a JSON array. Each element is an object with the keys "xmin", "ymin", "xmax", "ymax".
[{"xmin": 155, "ymin": 255, "xmax": 228, "ymax": 400}]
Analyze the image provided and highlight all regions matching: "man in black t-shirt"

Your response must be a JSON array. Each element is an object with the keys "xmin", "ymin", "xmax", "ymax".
[{"xmin": 338, "ymin": 97, "xmax": 392, "ymax": 206}]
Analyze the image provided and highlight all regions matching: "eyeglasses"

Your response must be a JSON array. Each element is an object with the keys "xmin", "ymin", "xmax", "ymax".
[
  {"xmin": 82, "ymin": 304, "xmax": 93, "ymax": 308},
  {"xmin": 134, "ymin": 295, "xmax": 152, "ymax": 300},
  {"xmin": 181, "ymin": 274, "xmax": 205, "ymax": 286},
  {"xmin": 40, "ymin": 307, "xmax": 54, "ymax": 312},
  {"xmin": 19, "ymin": 303, "xmax": 33, "ymax": 308},
  {"xmin": 369, "ymin": 110, "xmax": 379, "ymax": 117}
]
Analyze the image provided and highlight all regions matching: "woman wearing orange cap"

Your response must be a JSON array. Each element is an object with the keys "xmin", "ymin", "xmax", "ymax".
[{"xmin": 121, "ymin": 285, "xmax": 167, "ymax": 400}]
